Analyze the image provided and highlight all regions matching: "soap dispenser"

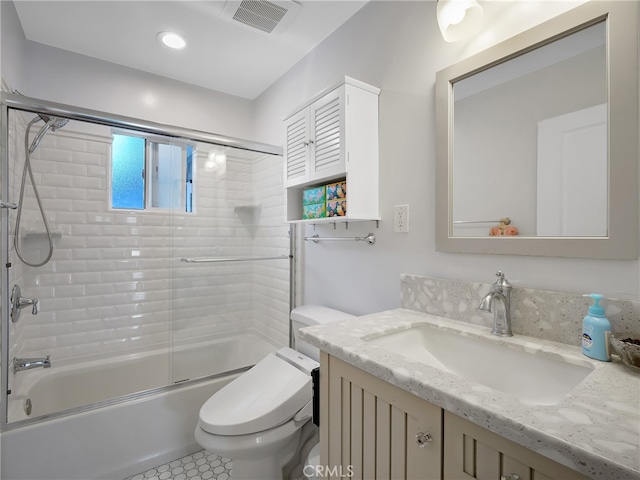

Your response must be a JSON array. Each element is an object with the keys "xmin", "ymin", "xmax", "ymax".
[{"xmin": 582, "ymin": 293, "xmax": 611, "ymax": 361}]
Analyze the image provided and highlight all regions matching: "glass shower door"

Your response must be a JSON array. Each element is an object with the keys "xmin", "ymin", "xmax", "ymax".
[
  {"xmin": 3, "ymin": 109, "xmax": 176, "ymax": 424},
  {"xmin": 1, "ymin": 101, "xmax": 289, "ymax": 427},
  {"xmin": 168, "ymin": 143, "xmax": 290, "ymax": 384}
]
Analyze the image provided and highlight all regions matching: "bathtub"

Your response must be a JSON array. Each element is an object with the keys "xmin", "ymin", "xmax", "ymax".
[{"xmin": 2, "ymin": 331, "xmax": 282, "ymax": 480}]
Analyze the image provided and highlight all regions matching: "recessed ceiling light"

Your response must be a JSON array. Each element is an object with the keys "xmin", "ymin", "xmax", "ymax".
[{"xmin": 157, "ymin": 31, "xmax": 187, "ymax": 50}]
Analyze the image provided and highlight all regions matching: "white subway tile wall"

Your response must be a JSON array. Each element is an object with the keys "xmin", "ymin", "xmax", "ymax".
[{"xmin": 7, "ymin": 111, "xmax": 289, "ymax": 382}]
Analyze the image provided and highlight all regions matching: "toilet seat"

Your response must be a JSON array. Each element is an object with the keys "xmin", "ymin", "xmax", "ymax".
[{"xmin": 199, "ymin": 353, "xmax": 312, "ymax": 436}]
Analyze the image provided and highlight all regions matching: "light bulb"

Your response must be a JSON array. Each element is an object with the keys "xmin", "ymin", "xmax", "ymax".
[
  {"xmin": 437, "ymin": 0, "xmax": 483, "ymax": 43},
  {"xmin": 157, "ymin": 32, "xmax": 187, "ymax": 50},
  {"xmin": 446, "ymin": 4, "xmax": 466, "ymax": 25}
]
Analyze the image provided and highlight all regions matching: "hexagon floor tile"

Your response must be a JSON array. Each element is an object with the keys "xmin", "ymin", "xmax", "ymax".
[{"xmin": 125, "ymin": 450, "xmax": 232, "ymax": 480}]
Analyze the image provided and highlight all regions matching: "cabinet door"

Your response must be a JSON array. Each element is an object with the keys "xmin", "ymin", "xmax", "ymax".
[
  {"xmin": 309, "ymin": 87, "xmax": 345, "ymax": 182},
  {"xmin": 284, "ymin": 108, "xmax": 310, "ymax": 187},
  {"xmin": 443, "ymin": 412, "xmax": 590, "ymax": 480},
  {"xmin": 323, "ymin": 354, "xmax": 442, "ymax": 480}
]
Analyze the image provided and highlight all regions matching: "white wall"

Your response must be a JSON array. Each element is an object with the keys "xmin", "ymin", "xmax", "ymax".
[
  {"xmin": 2, "ymin": 0, "xmax": 254, "ymax": 141},
  {"xmin": 0, "ymin": 0, "xmax": 25, "ymax": 93},
  {"xmin": 253, "ymin": 0, "xmax": 640, "ymax": 315},
  {"xmin": 21, "ymin": 42, "xmax": 255, "ymax": 140}
]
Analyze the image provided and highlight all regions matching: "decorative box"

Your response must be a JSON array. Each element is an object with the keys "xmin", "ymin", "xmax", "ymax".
[
  {"xmin": 327, "ymin": 200, "xmax": 347, "ymax": 217},
  {"xmin": 303, "ymin": 186, "xmax": 326, "ymax": 206},
  {"xmin": 303, "ymin": 203, "xmax": 326, "ymax": 220},
  {"xmin": 326, "ymin": 181, "xmax": 346, "ymax": 201}
]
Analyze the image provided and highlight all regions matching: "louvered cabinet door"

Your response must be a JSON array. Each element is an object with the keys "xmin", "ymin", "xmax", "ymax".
[
  {"xmin": 443, "ymin": 412, "xmax": 590, "ymax": 480},
  {"xmin": 308, "ymin": 87, "xmax": 345, "ymax": 181},
  {"xmin": 284, "ymin": 108, "xmax": 310, "ymax": 187},
  {"xmin": 322, "ymin": 354, "xmax": 442, "ymax": 480}
]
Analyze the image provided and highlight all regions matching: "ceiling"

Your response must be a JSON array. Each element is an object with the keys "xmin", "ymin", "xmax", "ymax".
[{"xmin": 13, "ymin": 0, "xmax": 369, "ymax": 100}]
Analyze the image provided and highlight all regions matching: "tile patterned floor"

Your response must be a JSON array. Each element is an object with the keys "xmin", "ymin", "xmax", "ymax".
[{"xmin": 125, "ymin": 450, "xmax": 232, "ymax": 480}]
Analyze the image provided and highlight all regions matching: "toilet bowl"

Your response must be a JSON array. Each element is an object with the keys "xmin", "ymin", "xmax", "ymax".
[
  {"xmin": 194, "ymin": 305, "xmax": 354, "ymax": 480},
  {"xmin": 304, "ymin": 443, "xmax": 321, "ymax": 480},
  {"xmin": 195, "ymin": 408, "xmax": 305, "ymax": 479}
]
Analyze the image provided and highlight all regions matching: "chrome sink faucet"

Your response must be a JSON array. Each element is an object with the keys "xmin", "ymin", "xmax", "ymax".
[{"xmin": 478, "ymin": 271, "xmax": 513, "ymax": 337}]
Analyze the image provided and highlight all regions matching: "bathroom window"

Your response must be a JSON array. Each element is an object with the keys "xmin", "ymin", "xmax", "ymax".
[{"xmin": 111, "ymin": 132, "xmax": 194, "ymax": 212}]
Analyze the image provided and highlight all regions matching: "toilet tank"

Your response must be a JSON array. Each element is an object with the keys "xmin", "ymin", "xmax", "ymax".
[{"xmin": 291, "ymin": 305, "xmax": 355, "ymax": 361}]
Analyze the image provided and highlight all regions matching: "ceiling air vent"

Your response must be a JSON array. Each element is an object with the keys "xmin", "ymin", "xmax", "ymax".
[{"xmin": 221, "ymin": 0, "xmax": 302, "ymax": 35}]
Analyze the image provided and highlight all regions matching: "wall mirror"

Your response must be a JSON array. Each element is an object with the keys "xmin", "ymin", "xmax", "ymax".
[{"xmin": 436, "ymin": 1, "xmax": 638, "ymax": 259}]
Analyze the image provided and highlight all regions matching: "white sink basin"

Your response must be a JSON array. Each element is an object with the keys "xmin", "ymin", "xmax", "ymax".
[{"xmin": 365, "ymin": 324, "xmax": 594, "ymax": 406}]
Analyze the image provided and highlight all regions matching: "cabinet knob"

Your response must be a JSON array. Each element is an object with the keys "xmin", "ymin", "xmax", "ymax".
[
  {"xmin": 415, "ymin": 431, "xmax": 433, "ymax": 447},
  {"xmin": 500, "ymin": 475, "xmax": 521, "ymax": 480}
]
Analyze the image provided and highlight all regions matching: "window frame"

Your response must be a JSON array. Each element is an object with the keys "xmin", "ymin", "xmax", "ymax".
[{"xmin": 109, "ymin": 128, "xmax": 196, "ymax": 214}]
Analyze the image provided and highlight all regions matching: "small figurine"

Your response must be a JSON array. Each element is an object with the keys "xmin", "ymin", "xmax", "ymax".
[{"xmin": 489, "ymin": 217, "xmax": 518, "ymax": 236}]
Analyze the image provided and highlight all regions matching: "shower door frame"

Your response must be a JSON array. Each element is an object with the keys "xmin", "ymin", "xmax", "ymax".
[
  {"xmin": 0, "ymin": 97, "xmax": 11, "ymax": 434},
  {"xmin": 0, "ymin": 92, "xmax": 291, "ymax": 432}
]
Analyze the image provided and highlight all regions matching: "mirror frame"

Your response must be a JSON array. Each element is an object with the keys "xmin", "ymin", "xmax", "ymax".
[{"xmin": 436, "ymin": 1, "xmax": 638, "ymax": 259}]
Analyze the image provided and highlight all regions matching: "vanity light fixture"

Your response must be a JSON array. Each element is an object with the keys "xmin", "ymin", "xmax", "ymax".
[
  {"xmin": 436, "ymin": 0, "xmax": 483, "ymax": 42},
  {"xmin": 157, "ymin": 31, "xmax": 187, "ymax": 50}
]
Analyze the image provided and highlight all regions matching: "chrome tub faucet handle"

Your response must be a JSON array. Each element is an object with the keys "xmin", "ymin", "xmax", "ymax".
[{"xmin": 10, "ymin": 285, "xmax": 40, "ymax": 323}]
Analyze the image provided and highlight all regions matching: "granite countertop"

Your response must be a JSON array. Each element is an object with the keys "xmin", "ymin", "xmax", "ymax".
[{"xmin": 299, "ymin": 308, "xmax": 640, "ymax": 480}]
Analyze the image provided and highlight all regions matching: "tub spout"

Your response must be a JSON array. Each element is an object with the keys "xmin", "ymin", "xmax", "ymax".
[{"xmin": 14, "ymin": 355, "xmax": 51, "ymax": 374}]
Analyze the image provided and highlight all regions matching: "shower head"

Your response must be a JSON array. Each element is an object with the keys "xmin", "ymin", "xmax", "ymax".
[
  {"xmin": 38, "ymin": 114, "xmax": 69, "ymax": 131},
  {"xmin": 28, "ymin": 114, "xmax": 69, "ymax": 154}
]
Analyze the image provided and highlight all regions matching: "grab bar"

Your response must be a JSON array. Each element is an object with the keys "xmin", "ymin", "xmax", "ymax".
[
  {"xmin": 304, "ymin": 233, "xmax": 376, "ymax": 245},
  {"xmin": 180, "ymin": 255, "xmax": 290, "ymax": 263},
  {"xmin": 453, "ymin": 217, "xmax": 511, "ymax": 225}
]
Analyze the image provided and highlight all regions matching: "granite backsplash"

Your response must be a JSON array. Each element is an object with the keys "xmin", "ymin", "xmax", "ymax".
[{"xmin": 400, "ymin": 273, "xmax": 640, "ymax": 346}]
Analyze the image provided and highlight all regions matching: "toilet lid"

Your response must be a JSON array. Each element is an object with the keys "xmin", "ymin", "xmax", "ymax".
[{"xmin": 199, "ymin": 353, "xmax": 312, "ymax": 436}]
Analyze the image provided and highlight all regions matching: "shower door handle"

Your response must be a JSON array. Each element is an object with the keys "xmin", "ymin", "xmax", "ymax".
[{"xmin": 0, "ymin": 201, "xmax": 17, "ymax": 209}]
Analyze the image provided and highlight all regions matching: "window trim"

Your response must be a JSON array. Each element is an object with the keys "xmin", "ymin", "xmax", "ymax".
[{"xmin": 109, "ymin": 128, "xmax": 196, "ymax": 214}]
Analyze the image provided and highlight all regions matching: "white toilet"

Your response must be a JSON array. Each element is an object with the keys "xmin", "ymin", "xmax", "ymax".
[{"xmin": 194, "ymin": 305, "xmax": 354, "ymax": 480}]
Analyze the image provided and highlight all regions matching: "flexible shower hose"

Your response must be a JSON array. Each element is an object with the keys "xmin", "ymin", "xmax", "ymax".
[{"xmin": 14, "ymin": 117, "xmax": 55, "ymax": 267}]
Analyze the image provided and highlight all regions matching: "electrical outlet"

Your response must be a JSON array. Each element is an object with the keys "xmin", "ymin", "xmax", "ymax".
[{"xmin": 394, "ymin": 205, "xmax": 409, "ymax": 233}]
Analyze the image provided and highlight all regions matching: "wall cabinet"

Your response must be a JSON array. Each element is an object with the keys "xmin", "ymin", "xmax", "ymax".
[
  {"xmin": 283, "ymin": 77, "xmax": 380, "ymax": 223},
  {"xmin": 284, "ymin": 86, "xmax": 345, "ymax": 187},
  {"xmin": 321, "ymin": 354, "xmax": 591, "ymax": 480}
]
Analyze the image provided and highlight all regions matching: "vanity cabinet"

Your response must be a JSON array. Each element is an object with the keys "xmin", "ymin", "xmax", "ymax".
[
  {"xmin": 283, "ymin": 77, "xmax": 379, "ymax": 223},
  {"xmin": 443, "ymin": 412, "xmax": 590, "ymax": 480},
  {"xmin": 321, "ymin": 354, "xmax": 442, "ymax": 479},
  {"xmin": 321, "ymin": 354, "xmax": 591, "ymax": 480}
]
